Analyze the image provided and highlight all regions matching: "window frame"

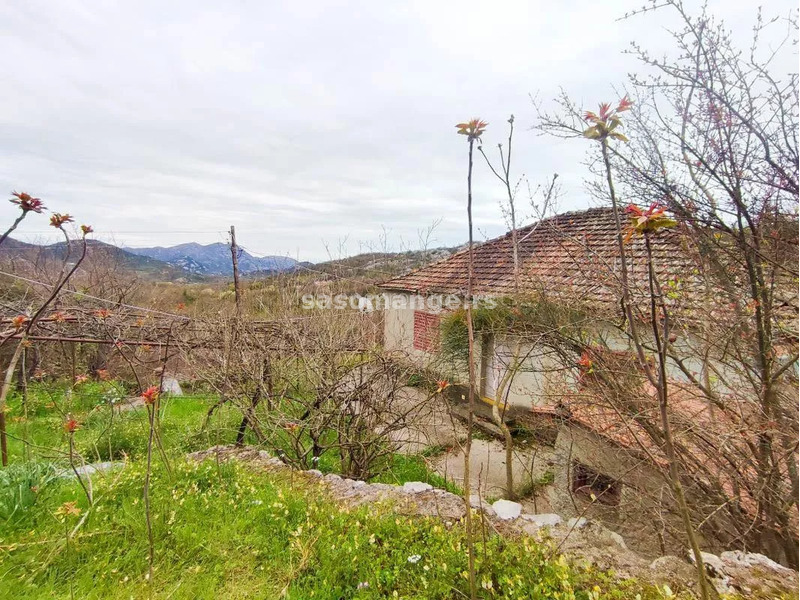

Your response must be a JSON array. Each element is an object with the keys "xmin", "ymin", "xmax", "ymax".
[{"xmin": 570, "ymin": 461, "xmax": 622, "ymax": 506}]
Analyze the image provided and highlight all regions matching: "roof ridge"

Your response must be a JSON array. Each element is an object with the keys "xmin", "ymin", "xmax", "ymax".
[
  {"xmin": 488, "ymin": 205, "xmax": 616, "ymax": 243},
  {"xmin": 380, "ymin": 205, "xmax": 616, "ymax": 289}
]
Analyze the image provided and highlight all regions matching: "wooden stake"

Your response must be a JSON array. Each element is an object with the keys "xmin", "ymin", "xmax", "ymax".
[{"xmin": 230, "ymin": 225, "xmax": 242, "ymax": 314}]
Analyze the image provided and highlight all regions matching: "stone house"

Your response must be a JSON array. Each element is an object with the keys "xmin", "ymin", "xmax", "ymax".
[{"xmin": 378, "ymin": 206, "xmax": 798, "ymax": 557}]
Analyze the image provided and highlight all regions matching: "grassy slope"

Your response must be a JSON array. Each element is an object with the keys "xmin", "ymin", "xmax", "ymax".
[
  {"xmin": 1, "ymin": 460, "xmax": 659, "ymax": 600},
  {"xmin": 2, "ymin": 382, "xmax": 244, "ymax": 464},
  {"xmin": 0, "ymin": 383, "xmax": 663, "ymax": 599},
  {"xmin": 2, "ymin": 383, "xmax": 456, "ymax": 489}
]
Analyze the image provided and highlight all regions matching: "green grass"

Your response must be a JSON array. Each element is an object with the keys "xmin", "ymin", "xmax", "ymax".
[
  {"xmin": 370, "ymin": 454, "xmax": 462, "ymax": 496},
  {"xmin": 3, "ymin": 382, "xmax": 460, "ymax": 492},
  {"xmin": 0, "ymin": 461, "xmax": 59, "ymax": 520},
  {"xmin": 0, "ymin": 458, "xmax": 660, "ymax": 599},
  {"xmin": 3, "ymin": 381, "xmax": 245, "ymax": 464},
  {"xmin": 0, "ymin": 382, "xmax": 671, "ymax": 599}
]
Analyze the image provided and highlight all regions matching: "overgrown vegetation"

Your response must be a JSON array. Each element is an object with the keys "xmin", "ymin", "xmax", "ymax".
[
  {"xmin": 0, "ymin": 383, "xmax": 671, "ymax": 600},
  {"xmin": 0, "ymin": 1, "xmax": 796, "ymax": 596},
  {"xmin": 439, "ymin": 298, "xmax": 588, "ymax": 362},
  {"xmin": 1, "ymin": 457, "xmax": 669, "ymax": 600}
]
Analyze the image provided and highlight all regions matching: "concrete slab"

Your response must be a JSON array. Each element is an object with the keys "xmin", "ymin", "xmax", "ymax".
[{"xmin": 429, "ymin": 437, "xmax": 555, "ymax": 501}]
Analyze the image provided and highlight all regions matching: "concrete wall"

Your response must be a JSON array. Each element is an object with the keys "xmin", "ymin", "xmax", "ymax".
[
  {"xmin": 382, "ymin": 292, "xmax": 473, "ymax": 378},
  {"xmin": 483, "ymin": 334, "xmax": 559, "ymax": 408},
  {"xmin": 383, "ymin": 292, "xmax": 738, "ymax": 406},
  {"xmin": 383, "ymin": 291, "xmax": 793, "ymax": 405},
  {"xmin": 383, "ymin": 292, "xmax": 426, "ymax": 361},
  {"xmin": 547, "ymin": 422, "xmax": 679, "ymax": 557},
  {"xmin": 482, "ymin": 326, "xmax": 748, "ymax": 407},
  {"xmin": 382, "ymin": 293, "xmax": 558, "ymax": 398}
]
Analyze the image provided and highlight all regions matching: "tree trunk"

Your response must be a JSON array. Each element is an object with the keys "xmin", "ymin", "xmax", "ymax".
[{"xmin": 463, "ymin": 135, "xmax": 478, "ymax": 600}]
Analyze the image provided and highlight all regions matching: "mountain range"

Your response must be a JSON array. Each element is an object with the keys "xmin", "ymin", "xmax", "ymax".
[
  {"xmin": 1, "ymin": 238, "xmax": 453, "ymax": 283},
  {"xmin": 125, "ymin": 242, "xmax": 299, "ymax": 276},
  {"xmin": 0, "ymin": 239, "xmax": 301, "ymax": 280}
]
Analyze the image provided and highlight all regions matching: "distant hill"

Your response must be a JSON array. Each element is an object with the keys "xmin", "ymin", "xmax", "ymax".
[
  {"xmin": 126, "ymin": 242, "xmax": 299, "ymax": 276},
  {"xmin": 0, "ymin": 238, "xmax": 449, "ymax": 284},
  {"xmin": 0, "ymin": 238, "xmax": 199, "ymax": 281},
  {"xmin": 314, "ymin": 247, "xmax": 458, "ymax": 281}
]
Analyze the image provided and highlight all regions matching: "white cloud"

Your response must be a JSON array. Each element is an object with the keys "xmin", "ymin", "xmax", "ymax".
[{"xmin": 0, "ymin": 0, "xmax": 794, "ymax": 261}]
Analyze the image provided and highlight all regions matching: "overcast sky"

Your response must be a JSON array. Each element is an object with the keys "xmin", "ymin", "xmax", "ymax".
[{"xmin": 0, "ymin": 0, "xmax": 794, "ymax": 262}]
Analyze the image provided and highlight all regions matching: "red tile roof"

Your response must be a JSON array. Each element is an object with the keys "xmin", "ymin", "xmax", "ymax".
[
  {"xmin": 381, "ymin": 207, "xmax": 698, "ymax": 311},
  {"xmin": 533, "ymin": 382, "xmax": 771, "ymax": 520}
]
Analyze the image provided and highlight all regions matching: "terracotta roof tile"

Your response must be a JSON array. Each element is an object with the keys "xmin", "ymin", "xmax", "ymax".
[
  {"xmin": 535, "ymin": 383, "xmax": 772, "ymax": 521},
  {"xmin": 381, "ymin": 207, "xmax": 699, "ymax": 311}
]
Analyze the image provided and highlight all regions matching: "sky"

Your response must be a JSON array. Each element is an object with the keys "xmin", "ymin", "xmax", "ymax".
[{"xmin": 0, "ymin": 0, "xmax": 795, "ymax": 262}]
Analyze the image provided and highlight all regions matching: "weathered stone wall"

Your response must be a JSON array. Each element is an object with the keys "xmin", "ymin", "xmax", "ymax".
[{"xmin": 187, "ymin": 444, "xmax": 800, "ymax": 598}]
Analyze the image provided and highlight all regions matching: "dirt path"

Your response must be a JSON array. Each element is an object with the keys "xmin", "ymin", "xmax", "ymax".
[
  {"xmin": 387, "ymin": 387, "xmax": 467, "ymax": 454},
  {"xmin": 389, "ymin": 387, "xmax": 554, "ymax": 509}
]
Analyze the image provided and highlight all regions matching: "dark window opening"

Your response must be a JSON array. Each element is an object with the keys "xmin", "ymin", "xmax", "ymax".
[{"xmin": 571, "ymin": 462, "xmax": 621, "ymax": 506}]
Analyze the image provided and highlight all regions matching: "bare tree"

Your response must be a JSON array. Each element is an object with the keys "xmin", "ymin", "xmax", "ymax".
[
  {"xmin": 0, "ymin": 199, "xmax": 93, "ymax": 466},
  {"xmin": 616, "ymin": 1, "xmax": 799, "ymax": 567},
  {"xmin": 455, "ymin": 117, "xmax": 489, "ymax": 600},
  {"xmin": 537, "ymin": 0, "xmax": 798, "ymax": 574},
  {"xmin": 480, "ymin": 115, "xmax": 523, "ymax": 291}
]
